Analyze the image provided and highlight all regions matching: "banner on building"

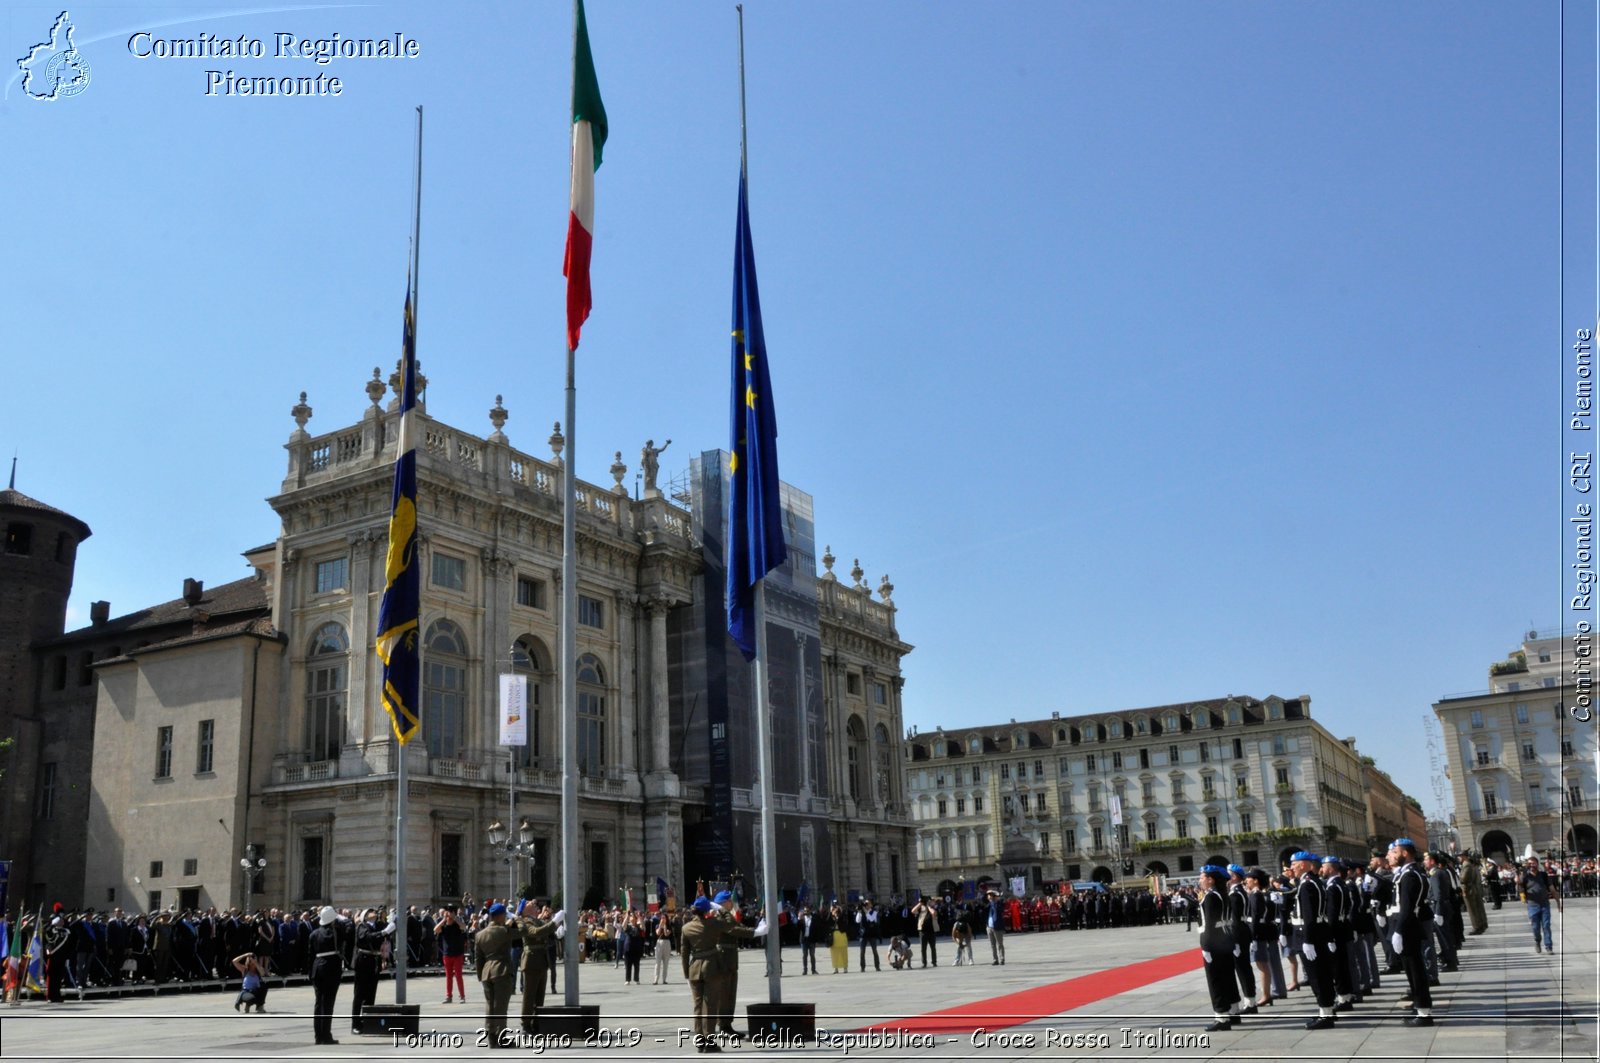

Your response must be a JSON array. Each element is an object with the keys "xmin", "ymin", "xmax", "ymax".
[{"xmin": 498, "ymin": 674, "xmax": 528, "ymax": 746}]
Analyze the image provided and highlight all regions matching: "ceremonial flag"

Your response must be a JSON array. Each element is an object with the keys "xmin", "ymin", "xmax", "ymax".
[
  {"xmin": 375, "ymin": 278, "xmax": 421, "ymax": 744},
  {"xmin": 25, "ymin": 925, "xmax": 43, "ymax": 994},
  {"xmin": 563, "ymin": 0, "xmax": 607, "ymax": 351},
  {"xmin": 726, "ymin": 172, "xmax": 786, "ymax": 659},
  {"xmin": 618, "ymin": 885, "xmax": 633, "ymax": 911}
]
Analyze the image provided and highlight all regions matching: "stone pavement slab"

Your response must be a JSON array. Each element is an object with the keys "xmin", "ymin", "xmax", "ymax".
[{"xmin": 1, "ymin": 899, "xmax": 1593, "ymax": 1061}]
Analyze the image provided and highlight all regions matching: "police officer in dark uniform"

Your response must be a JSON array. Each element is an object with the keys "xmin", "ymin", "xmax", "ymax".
[
  {"xmin": 1224, "ymin": 865, "xmax": 1257, "ymax": 1011},
  {"xmin": 351, "ymin": 907, "xmax": 395, "ymax": 1034},
  {"xmin": 1196, "ymin": 865, "xmax": 1240, "ymax": 1031},
  {"xmin": 43, "ymin": 915, "xmax": 71, "ymax": 1003},
  {"xmin": 308, "ymin": 906, "xmax": 344, "ymax": 1045},
  {"xmin": 1388, "ymin": 838, "xmax": 1435, "ymax": 1026},
  {"xmin": 1317, "ymin": 856, "xmax": 1357, "ymax": 1012},
  {"xmin": 1289, "ymin": 851, "xmax": 1336, "ymax": 1029}
]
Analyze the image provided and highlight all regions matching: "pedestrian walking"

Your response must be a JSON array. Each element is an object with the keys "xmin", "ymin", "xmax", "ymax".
[
  {"xmin": 1517, "ymin": 853, "xmax": 1563, "ymax": 953},
  {"xmin": 984, "ymin": 890, "xmax": 1006, "ymax": 966}
]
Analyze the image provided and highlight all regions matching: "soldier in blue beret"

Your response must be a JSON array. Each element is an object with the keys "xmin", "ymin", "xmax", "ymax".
[
  {"xmin": 1196, "ymin": 865, "xmax": 1241, "ymax": 1031},
  {"xmin": 1288, "ymin": 851, "xmax": 1338, "ymax": 1029},
  {"xmin": 1319, "ymin": 856, "xmax": 1359, "ymax": 1012},
  {"xmin": 1387, "ymin": 839, "xmax": 1435, "ymax": 1026},
  {"xmin": 1223, "ymin": 864, "xmax": 1257, "ymax": 1013}
]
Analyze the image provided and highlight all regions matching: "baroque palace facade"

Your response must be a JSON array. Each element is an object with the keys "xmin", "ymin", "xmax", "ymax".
[
  {"xmin": 1433, "ymin": 630, "xmax": 1597, "ymax": 862},
  {"xmin": 32, "ymin": 366, "xmax": 914, "ymax": 913},
  {"xmin": 905, "ymin": 695, "xmax": 1423, "ymax": 892}
]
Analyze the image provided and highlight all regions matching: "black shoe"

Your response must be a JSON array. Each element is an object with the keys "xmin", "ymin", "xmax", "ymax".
[
  {"xmin": 703, "ymin": 1043, "xmax": 722, "ymax": 1054},
  {"xmin": 1403, "ymin": 1015, "xmax": 1435, "ymax": 1027},
  {"xmin": 234, "ymin": 1001, "xmax": 241, "ymax": 1012},
  {"xmin": 1334, "ymin": 1001, "xmax": 1353, "ymax": 1012},
  {"xmin": 1240, "ymin": 1003, "xmax": 1257, "ymax": 1014},
  {"xmin": 1204, "ymin": 1021, "xmax": 1230, "ymax": 1032},
  {"xmin": 1304, "ymin": 1016, "xmax": 1336, "ymax": 1030},
  {"xmin": 1226, "ymin": 1014, "xmax": 1241, "ymax": 1025},
  {"xmin": 1442, "ymin": 964, "xmax": 1458, "ymax": 973}
]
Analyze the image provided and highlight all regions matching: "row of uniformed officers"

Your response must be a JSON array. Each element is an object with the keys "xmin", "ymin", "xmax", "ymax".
[{"xmin": 1195, "ymin": 839, "xmax": 1442, "ymax": 1032}]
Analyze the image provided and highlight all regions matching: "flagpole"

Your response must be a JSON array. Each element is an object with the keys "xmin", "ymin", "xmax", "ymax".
[
  {"xmin": 736, "ymin": 1, "xmax": 783, "ymax": 1010},
  {"xmin": 560, "ymin": 0, "xmax": 582, "ymax": 1007},
  {"xmin": 393, "ymin": 102, "xmax": 422, "ymax": 1010}
]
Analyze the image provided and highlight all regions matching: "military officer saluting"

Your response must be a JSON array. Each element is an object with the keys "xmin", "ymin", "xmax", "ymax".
[
  {"xmin": 516, "ymin": 901, "xmax": 565, "ymax": 1034},
  {"xmin": 351, "ymin": 907, "xmax": 395, "ymax": 1035},
  {"xmin": 1196, "ymin": 865, "xmax": 1241, "ymax": 1031},
  {"xmin": 308, "ymin": 906, "xmax": 345, "ymax": 1046},
  {"xmin": 681, "ymin": 896, "xmax": 768, "ymax": 1052}
]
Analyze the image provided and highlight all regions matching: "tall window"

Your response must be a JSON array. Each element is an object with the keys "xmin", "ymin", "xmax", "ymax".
[
  {"xmin": 155, "ymin": 726, "xmax": 173, "ymax": 779},
  {"xmin": 847, "ymin": 718, "xmax": 865, "ymax": 801},
  {"xmin": 196, "ymin": 719, "xmax": 215, "ymax": 774},
  {"xmin": 439, "ymin": 833, "xmax": 462, "ymax": 898},
  {"xmin": 1142, "ymin": 779, "xmax": 1155, "ymax": 803},
  {"xmin": 1092, "ymin": 826, "xmax": 1104, "ymax": 851},
  {"xmin": 1206, "ymin": 815, "xmax": 1219, "ymax": 836},
  {"xmin": 1240, "ymin": 812, "xmax": 1253, "ymax": 832},
  {"xmin": 1483, "ymin": 789, "xmax": 1499, "ymax": 815},
  {"xmin": 36, "ymin": 763, "xmax": 56, "ymax": 819},
  {"xmin": 305, "ymin": 623, "xmax": 348, "ymax": 762},
  {"xmin": 1064, "ymin": 828, "xmax": 1077, "ymax": 851},
  {"xmin": 875, "ymin": 723, "xmax": 892, "ymax": 802},
  {"xmin": 431, "ymin": 552, "xmax": 467, "ymax": 590},
  {"xmin": 511, "ymin": 637, "xmax": 550, "ymax": 766},
  {"xmin": 516, "ymin": 576, "xmax": 546, "ymax": 609},
  {"xmin": 1145, "ymin": 820, "xmax": 1158, "ymax": 841},
  {"xmin": 314, "ymin": 556, "xmax": 348, "ymax": 593},
  {"xmin": 1176, "ymin": 818, "xmax": 1189, "ymax": 838},
  {"xmin": 576, "ymin": 653, "xmax": 606, "ymax": 776},
  {"xmin": 423, "ymin": 620, "xmax": 469, "ymax": 757},
  {"xmin": 301, "ymin": 836, "xmax": 325, "ymax": 900},
  {"xmin": 578, "ymin": 595, "xmax": 605, "ymax": 628},
  {"xmin": 1515, "ymin": 703, "xmax": 1529, "ymax": 724}
]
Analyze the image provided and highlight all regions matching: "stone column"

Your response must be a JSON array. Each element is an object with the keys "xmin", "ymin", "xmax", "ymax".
[
  {"xmin": 648, "ymin": 597, "xmax": 673, "ymax": 773},
  {"xmin": 482, "ymin": 549, "xmax": 515, "ymax": 755},
  {"xmin": 863, "ymin": 666, "xmax": 880, "ymax": 815},
  {"xmin": 617, "ymin": 593, "xmax": 639, "ymax": 777}
]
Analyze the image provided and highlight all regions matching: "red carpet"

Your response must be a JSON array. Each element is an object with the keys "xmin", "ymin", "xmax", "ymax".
[{"xmin": 860, "ymin": 947, "xmax": 1204, "ymax": 1034}]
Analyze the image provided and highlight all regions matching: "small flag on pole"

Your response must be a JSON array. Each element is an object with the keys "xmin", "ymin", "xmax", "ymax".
[
  {"xmin": 726, "ymin": 172, "xmax": 786, "ymax": 659},
  {"xmin": 563, "ymin": 0, "xmax": 608, "ymax": 351},
  {"xmin": 375, "ymin": 278, "xmax": 421, "ymax": 744}
]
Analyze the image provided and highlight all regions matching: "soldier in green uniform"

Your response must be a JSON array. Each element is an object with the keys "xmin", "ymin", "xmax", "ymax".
[
  {"xmin": 472, "ymin": 904, "xmax": 517, "ymax": 1048},
  {"xmin": 517, "ymin": 901, "xmax": 564, "ymax": 1034},
  {"xmin": 1460, "ymin": 853, "xmax": 1488, "ymax": 935},
  {"xmin": 680, "ymin": 896, "xmax": 768, "ymax": 1053}
]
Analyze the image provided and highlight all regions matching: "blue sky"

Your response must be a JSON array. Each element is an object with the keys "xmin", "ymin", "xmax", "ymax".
[{"xmin": 2, "ymin": 2, "xmax": 1587, "ymax": 820}]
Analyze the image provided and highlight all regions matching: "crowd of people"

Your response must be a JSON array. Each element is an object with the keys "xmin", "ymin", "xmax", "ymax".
[{"xmin": 0, "ymin": 845, "xmax": 1581, "ymax": 1043}]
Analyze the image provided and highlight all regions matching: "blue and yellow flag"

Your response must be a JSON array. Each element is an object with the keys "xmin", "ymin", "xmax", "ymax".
[
  {"xmin": 375, "ymin": 278, "xmax": 421, "ymax": 744},
  {"xmin": 726, "ymin": 171, "xmax": 787, "ymax": 661}
]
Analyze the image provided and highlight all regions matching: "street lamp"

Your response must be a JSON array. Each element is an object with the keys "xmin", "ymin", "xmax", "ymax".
[
  {"xmin": 487, "ymin": 818, "xmax": 538, "ymax": 899},
  {"xmin": 239, "ymin": 845, "xmax": 267, "ymax": 905}
]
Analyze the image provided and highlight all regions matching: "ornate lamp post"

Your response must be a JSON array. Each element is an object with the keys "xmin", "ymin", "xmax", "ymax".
[
  {"xmin": 239, "ymin": 845, "xmax": 267, "ymax": 907},
  {"xmin": 487, "ymin": 818, "xmax": 538, "ymax": 899}
]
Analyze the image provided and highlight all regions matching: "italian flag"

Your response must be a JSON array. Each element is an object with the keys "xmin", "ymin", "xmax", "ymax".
[{"xmin": 564, "ymin": 0, "xmax": 607, "ymax": 352}]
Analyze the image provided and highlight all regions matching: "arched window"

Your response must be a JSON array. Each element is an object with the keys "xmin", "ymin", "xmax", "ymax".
[
  {"xmin": 305, "ymin": 622, "xmax": 347, "ymax": 762},
  {"xmin": 423, "ymin": 620, "xmax": 469, "ymax": 758},
  {"xmin": 511, "ymin": 636, "xmax": 552, "ymax": 767},
  {"xmin": 576, "ymin": 653, "xmax": 606, "ymax": 776},
  {"xmin": 1108, "ymin": 719, "xmax": 1124, "ymax": 739}
]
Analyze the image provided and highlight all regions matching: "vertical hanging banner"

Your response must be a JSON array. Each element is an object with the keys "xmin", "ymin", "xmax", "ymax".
[{"xmin": 499, "ymin": 674, "xmax": 528, "ymax": 746}]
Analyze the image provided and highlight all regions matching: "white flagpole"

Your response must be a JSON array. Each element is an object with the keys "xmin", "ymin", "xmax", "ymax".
[{"xmin": 560, "ymin": 0, "xmax": 582, "ymax": 1009}]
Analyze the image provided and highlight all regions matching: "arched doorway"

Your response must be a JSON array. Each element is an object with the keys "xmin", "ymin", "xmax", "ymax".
[
  {"xmin": 1143, "ymin": 860, "xmax": 1170, "ymax": 878},
  {"xmin": 1480, "ymin": 830, "xmax": 1516, "ymax": 863},
  {"xmin": 1277, "ymin": 847, "xmax": 1301, "ymax": 869},
  {"xmin": 1091, "ymin": 866, "xmax": 1113, "ymax": 885},
  {"xmin": 1206, "ymin": 854, "xmax": 1229, "ymax": 870},
  {"xmin": 1568, "ymin": 824, "xmax": 1598, "ymax": 858},
  {"xmin": 937, "ymin": 878, "xmax": 959, "ymax": 898}
]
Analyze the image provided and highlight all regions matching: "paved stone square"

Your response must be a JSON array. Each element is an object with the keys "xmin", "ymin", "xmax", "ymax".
[{"xmin": 2, "ymin": 899, "xmax": 1594, "ymax": 1060}]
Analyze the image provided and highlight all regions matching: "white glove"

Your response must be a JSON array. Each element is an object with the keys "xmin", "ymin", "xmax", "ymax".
[
  {"xmin": 384, "ymin": 918, "xmax": 398, "ymax": 935},
  {"xmin": 752, "ymin": 919, "xmax": 769, "ymax": 937},
  {"xmin": 1202, "ymin": 950, "xmax": 1212, "ymax": 963},
  {"xmin": 1233, "ymin": 945, "xmax": 1240, "ymax": 957},
  {"xmin": 556, "ymin": 925, "xmax": 567, "ymax": 939},
  {"xmin": 552, "ymin": 911, "xmax": 566, "ymax": 927},
  {"xmin": 1301, "ymin": 942, "xmax": 1316, "ymax": 960},
  {"xmin": 1327, "ymin": 940, "xmax": 1337, "ymax": 953},
  {"xmin": 1390, "ymin": 932, "xmax": 1403, "ymax": 955},
  {"xmin": 1433, "ymin": 914, "xmax": 1443, "ymax": 926},
  {"xmin": 1375, "ymin": 914, "xmax": 1386, "ymax": 928},
  {"xmin": 1278, "ymin": 935, "xmax": 1287, "ymax": 948}
]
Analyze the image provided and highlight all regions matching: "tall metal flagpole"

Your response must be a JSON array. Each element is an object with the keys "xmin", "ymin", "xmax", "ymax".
[
  {"xmin": 737, "ymin": 3, "xmax": 783, "ymax": 1008},
  {"xmin": 561, "ymin": 0, "xmax": 582, "ymax": 1007},
  {"xmin": 394, "ymin": 102, "xmax": 422, "ymax": 1009}
]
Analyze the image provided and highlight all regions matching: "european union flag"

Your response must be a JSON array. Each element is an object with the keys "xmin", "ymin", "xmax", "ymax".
[
  {"xmin": 727, "ymin": 172, "xmax": 786, "ymax": 661},
  {"xmin": 375, "ymin": 278, "xmax": 421, "ymax": 744}
]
